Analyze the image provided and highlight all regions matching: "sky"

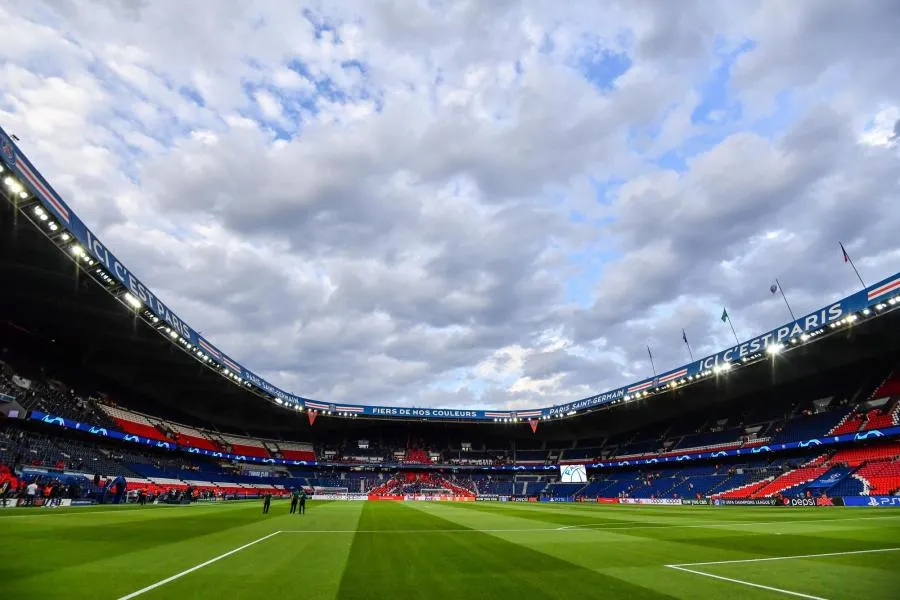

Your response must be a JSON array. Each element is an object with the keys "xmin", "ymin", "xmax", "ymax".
[{"xmin": 1, "ymin": 0, "xmax": 899, "ymax": 410}]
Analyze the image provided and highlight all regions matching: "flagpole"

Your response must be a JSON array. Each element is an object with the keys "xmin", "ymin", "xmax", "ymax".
[
  {"xmin": 775, "ymin": 278, "xmax": 797, "ymax": 321},
  {"xmin": 727, "ymin": 318, "xmax": 740, "ymax": 345},
  {"xmin": 647, "ymin": 345, "xmax": 657, "ymax": 378},
  {"xmin": 682, "ymin": 329, "xmax": 694, "ymax": 362},
  {"xmin": 723, "ymin": 309, "xmax": 740, "ymax": 345},
  {"xmin": 840, "ymin": 242, "xmax": 867, "ymax": 289}
]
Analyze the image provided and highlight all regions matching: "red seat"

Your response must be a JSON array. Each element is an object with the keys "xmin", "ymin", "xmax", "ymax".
[
  {"xmin": 750, "ymin": 466, "xmax": 829, "ymax": 498},
  {"xmin": 281, "ymin": 450, "xmax": 316, "ymax": 461},
  {"xmin": 831, "ymin": 443, "xmax": 900, "ymax": 466},
  {"xmin": 830, "ymin": 413, "xmax": 864, "ymax": 435},
  {"xmin": 230, "ymin": 444, "xmax": 270, "ymax": 458},
  {"xmin": 175, "ymin": 433, "xmax": 221, "ymax": 452},
  {"xmin": 113, "ymin": 418, "xmax": 169, "ymax": 441}
]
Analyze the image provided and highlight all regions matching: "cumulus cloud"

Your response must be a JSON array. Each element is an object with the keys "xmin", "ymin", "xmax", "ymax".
[{"xmin": 1, "ymin": 0, "xmax": 898, "ymax": 409}]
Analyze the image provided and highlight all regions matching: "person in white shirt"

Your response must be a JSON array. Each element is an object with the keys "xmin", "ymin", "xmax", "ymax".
[{"xmin": 25, "ymin": 482, "xmax": 38, "ymax": 507}]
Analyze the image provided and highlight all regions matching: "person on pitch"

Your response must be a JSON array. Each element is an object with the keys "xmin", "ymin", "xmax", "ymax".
[
  {"xmin": 262, "ymin": 491, "xmax": 272, "ymax": 514},
  {"xmin": 290, "ymin": 488, "xmax": 299, "ymax": 514},
  {"xmin": 298, "ymin": 489, "xmax": 307, "ymax": 515}
]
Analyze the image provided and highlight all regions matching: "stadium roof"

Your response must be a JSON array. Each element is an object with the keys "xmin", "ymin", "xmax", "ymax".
[{"xmin": 3, "ymin": 124, "xmax": 900, "ymax": 429}]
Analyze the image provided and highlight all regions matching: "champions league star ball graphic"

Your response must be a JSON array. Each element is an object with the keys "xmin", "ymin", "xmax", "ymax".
[{"xmin": 560, "ymin": 465, "xmax": 587, "ymax": 483}]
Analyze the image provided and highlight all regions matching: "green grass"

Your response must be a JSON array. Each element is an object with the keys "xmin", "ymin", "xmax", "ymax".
[{"xmin": 1, "ymin": 500, "xmax": 898, "ymax": 599}]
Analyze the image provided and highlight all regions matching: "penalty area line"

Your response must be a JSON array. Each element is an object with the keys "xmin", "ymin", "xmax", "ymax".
[
  {"xmin": 665, "ymin": 565, "xmax": 827, "ymax": 600},
  {"xmin": 665, "ymin": 547, "xmax": 900, "ymax": 600},
  {"xmin": 668, "ymin": 546, "xmax": 900, "ymax": 567},
  {"xmin": 116, "ymin": 531, "xmax": 282, "ymax": 600}
]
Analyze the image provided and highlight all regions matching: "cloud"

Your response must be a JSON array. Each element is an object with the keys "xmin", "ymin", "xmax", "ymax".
[{"xmin": 1, "ymin": 0, "xmax": 899, "ymax": 409}]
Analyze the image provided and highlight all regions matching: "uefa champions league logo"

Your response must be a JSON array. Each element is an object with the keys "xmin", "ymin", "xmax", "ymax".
[{"xmin": 561, "ymin": 465, "xmax": 587, "ymax": 483}]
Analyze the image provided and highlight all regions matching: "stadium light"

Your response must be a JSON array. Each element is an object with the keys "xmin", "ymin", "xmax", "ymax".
[
  {"xmin": 123, "ymin": 292, "xmax": 142, "ymax": 310},
  {"xmin": 766, "ymin": 343, "xmax": 783, "ymax": 356},
  {"xmin": 862, "ymin": 308, "xmax": 871, "ymax": 316},
  {"xmin": 61, "ymin": 232, "xmax": 70, "ymax": 242},
  {"xmin": 4, "ymin": 177, "xmax": 23, "ymax": 195}
]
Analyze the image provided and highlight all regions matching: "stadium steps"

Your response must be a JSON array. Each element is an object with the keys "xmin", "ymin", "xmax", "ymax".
[
  {"xmin": 850, "ymin": 474, "xmax": 871, "ymax": 495},
  {"xmin": 712, "ymin": 476, "xmax": 773, "ymax": 499},
  {"xmin": 829, "ymin": 411, "xmax": 864, "ymax": 436},
  {"xmin": 870, "ymin": 367, "xmax": 900, "ymax": 400},
  {"xmin": 854, "ymin": 462, "xmax": 900, "ymax": 495},
  {"xmin": 705, "ymin": 473, "xmax": 752, "ymax": 496},
  {"xmin": 750, "ymin": 466, "xmax": 830, "ymax": 498}
]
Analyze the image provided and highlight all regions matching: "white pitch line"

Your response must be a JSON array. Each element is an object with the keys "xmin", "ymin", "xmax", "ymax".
[
  {"xmin": 554, "ymin": 513, "xmax": 900, "ymax": 532},
  {"xmin": 669, "ymin": 546, "xmax": 900, "ymax": 567},
  {"xmin": 665, "ymin": 547, "xmax": 900, "ymax": 600},
  {"xmin": 279, "ymin": 514, "xmax": 900, "ymax": 534},
  {"xmin": 116, "ymin": 531, "xmax": 282, "ymax": 600},
  {"xmin": 666, "ymin": 565, "xmax": 828, "ymax": 600}
]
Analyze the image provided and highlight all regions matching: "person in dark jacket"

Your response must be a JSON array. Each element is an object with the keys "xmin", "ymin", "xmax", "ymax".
[{"xmin": 263, "ymin": 492, "xmax": 272, "ymax": 514}]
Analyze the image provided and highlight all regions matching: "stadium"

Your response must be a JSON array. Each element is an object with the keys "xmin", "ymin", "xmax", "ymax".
[{"xmin": 2, "ymin": 4, "xmax": 900, "ymax": 599}]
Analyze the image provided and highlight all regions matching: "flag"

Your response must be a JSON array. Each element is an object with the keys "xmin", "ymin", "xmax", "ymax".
[
  {"xmin": 307, "ymin": 410, "xmax": 317, "ymax": 426},
  {"xmin": 840, "ymin": 242, "xmax": 850, "ymax": 263},
  {"xmin": 682, "ymin": 329, "xmax": 688, "ymax": 345},
  {"xmin": 770, "ymin": 282, "xmax": 778, "ymax": 295},
  {"xmin": 529, "ymin": 419, "xmax": 539, "ymax": 434},
  {"xmin": 721, "ymin": 308, "xmax": 728, "ymax": 323}
]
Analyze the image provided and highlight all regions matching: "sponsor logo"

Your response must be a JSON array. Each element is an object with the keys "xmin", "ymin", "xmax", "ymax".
[
  {"xmin": 836, "ymin": 496, "xmax": 900, "ymax": 507},
  {"xmin": 787, "ymin": 498, "xmax": 817, "ymax": 507}
]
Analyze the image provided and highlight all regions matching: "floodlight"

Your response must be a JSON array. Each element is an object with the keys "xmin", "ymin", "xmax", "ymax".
[{"xmin": 123, "ymin": 292, "xmax": 142, "ymax": 309}]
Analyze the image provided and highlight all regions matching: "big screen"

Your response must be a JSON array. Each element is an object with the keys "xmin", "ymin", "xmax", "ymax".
[{"xmin": 560, "ymin": 464, "xmax": 587, "ymax": 483}]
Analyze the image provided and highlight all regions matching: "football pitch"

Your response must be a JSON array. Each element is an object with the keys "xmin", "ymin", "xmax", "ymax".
[{"xmin": 1, "ymin": 501, "xmax": 898, "ymax": 599}]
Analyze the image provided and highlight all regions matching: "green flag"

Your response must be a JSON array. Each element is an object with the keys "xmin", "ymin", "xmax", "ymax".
[{"xmin": 721, "ymin": 308, "xmax": 728, "ymax": 323}]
